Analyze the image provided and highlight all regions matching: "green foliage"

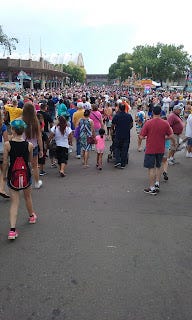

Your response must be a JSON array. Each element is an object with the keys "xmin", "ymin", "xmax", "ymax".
[
  {"xmin": 0, "ymin": 26, "xmax": 18, "ymax": 55},
  {"xmin": 63, "ymin": 63, "xmax": 86, "ymax": 84},
  {"xmin": 108, "ymin": 43, "xmax": 192, "ymax": 84},
  {"xmin": 108, "ymin": 53, "xmax": 133, "ymax": 81}
]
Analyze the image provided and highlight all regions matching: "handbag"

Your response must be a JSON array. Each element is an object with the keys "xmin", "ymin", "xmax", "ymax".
[
  {"xmin": 74, "ymin": 125, "xmax": 80, "ymax": 139},
  {"xmin": 87, "ymin": 136, "xmax": 95, "ymax": 145}
]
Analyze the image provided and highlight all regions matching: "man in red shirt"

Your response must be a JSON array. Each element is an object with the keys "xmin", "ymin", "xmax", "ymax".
[
  {"xmin": 167, "ymin": 103, "xmax": 184, "ymax": 165},
  {"xmin": 139, "ymin": 105, "xmax": 175, "ymax": 195}
]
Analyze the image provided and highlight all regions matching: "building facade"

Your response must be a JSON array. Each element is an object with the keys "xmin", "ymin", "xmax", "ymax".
[{"xmin": 0, "ymin": 57, "xmax": 68, "ymax": 90}]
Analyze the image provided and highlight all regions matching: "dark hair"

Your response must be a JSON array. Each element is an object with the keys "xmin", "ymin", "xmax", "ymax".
[
  {"xmin": 12, "ymin": 126, "xmax": 25, "ymax": 135},
  {"xmin": 58, "ymin": 116, "xmax": 67, "ymax": 135},
  {"xmin": 153, "ymin": 105, "xmax": 162, "ymax": 115},
  {"xmin": 84, "ymin": 109, "xmax": 90, "ymax": 117},
  {"xmin": 119, "ymin": 103, "xmax": 125, "ymax": 112},
  {"xmin": 99, "ymin": 128, "xmax": 105, "ymax": 138}
]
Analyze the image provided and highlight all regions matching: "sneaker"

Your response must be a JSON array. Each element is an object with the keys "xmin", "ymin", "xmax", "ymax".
[
  {"xmin": 186, "ymin": 152, "xmax": 192, "ymax": 158},
  {"xmin": 29, "ymin": 213, "xmax": 37, "ymax": 224},
  {"xmin": 144, "ymin": 188, "xmax": 157, "ymax": 195},
  {"xmin": 98, "ymin": 167, "xmax": 102, "ymax": 170},
  {"xmin": 120, "ymin": 166, "xmax": 125, "ymax": 169},
  {"xmin": 76, "ymin": 155, "xmax": 81, "ymax": 159},
  {"xmin": 51, "ymin": 163, "xmax": 57, "ymax": 168},
  {"xmin": 114, "ymin": 162, "xmax": 121, "ymax": 167},
  {"xmin": 154, "ymin": 183, "xmax": 160, "ymax": 192},
  {"xmin": 39, "ymin": 170, "xmax": 47, "ymax": 176},
  {"xmin": 8, "ymin": 230, "xmax": 18, "ymax": 240},
  {"xmin": 163, "ymin": 172, "xmax": 168, "ymax": 181},
  {"xmin": 34, "ymin": 180, "xmax": 43, "ymax": 189},
  {"xmin": 168, "ymin": 159, "xmax": 175, "ymax": 165}
]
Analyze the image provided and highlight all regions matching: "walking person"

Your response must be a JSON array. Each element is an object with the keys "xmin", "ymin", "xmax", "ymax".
[
  {"xmin": 22, "ymin": 102, "xmax": 43, "ymax": 189},
  {"xmin": 72, "ymin": 102, "xmax": 85, "ymax": 159},
  {"xmin": 2, "ymin": 119, "xmax": 37, "ymax": 240},
  {"xmin": 95, "ymin": 128, "xmax": 106, "ymax": 170},
  {"xmin": 111, "ymin": 103, "xmax": 133, "ymax": 169},
  {"xmin": 49, "ymin": 116, "xmax": 73, "ymax": 177},
  {"xmin": 139, "ymin": 105, "xmax": 176, "ymax": 195},
  {"xmin": 0, "ymin": 111, "xmax": 10, "ymax": 198},
  {"xmin": 167, "ymin": 103, "xmax": 185, "ymax": 164},
  {"xmin": 79, "ymin": 109, "xmax": 95, "ymax": 168}
]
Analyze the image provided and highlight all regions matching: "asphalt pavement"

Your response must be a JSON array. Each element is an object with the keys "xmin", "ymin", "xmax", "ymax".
[{"xmin": 0, "ymin": 125, "xmax": 192, "ymax": 320}]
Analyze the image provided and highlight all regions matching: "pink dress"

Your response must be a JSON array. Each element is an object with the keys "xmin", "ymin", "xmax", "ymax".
[{"xmin": 95, "ymin": 135, "xmax": 105, "ymax": 153}]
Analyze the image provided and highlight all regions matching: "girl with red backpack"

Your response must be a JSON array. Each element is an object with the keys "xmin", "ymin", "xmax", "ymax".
[{"xmin": 2, "ymin": 119, "xmax": 38, "ymax": 240}]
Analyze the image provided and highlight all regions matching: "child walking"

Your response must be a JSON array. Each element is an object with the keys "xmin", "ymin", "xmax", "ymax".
[
  {"xmin": 2, "ymin": 119, "xmax": 38, "ymax": 240},
  {"xmin": 95, "ymin": 128, "xmax": 106, "ymax": 170}
]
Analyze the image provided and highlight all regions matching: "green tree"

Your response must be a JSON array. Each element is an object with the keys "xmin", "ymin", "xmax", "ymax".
[
  {"xmin": 108, "ymin": 53, "xmax": 133, "ymax": 82},
  {"xmin": 131, "ymin": 43, "xmax": 191, "ymax": 84},
  {"xmin": 63, "ymin": 63, "xmax": 86, "ymax": 84},
  {"xmin": 0, "ymin": 26, "xmax": 18, "ymax": 55}
]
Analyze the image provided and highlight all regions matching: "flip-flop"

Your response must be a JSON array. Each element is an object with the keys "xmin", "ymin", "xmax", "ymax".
[
  {"xmin": 0, "ymin": 192, "xmax": 10, "ymax": 199},
  {"xmin": 60, "ymin": 172, "xmax": 66, "ymax": 177}
]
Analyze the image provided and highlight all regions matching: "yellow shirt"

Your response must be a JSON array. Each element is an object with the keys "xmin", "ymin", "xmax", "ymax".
[
  {"xmin": 5, "ymin": 105, "xmax": 23, "ymax": 122},
  {"xmin": 72, "ymin": 109, "xmax": 85, "ymax": 128}
]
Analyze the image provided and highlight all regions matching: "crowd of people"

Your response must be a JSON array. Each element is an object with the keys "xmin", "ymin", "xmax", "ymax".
[{"xmin": 0, "ymin": 85, "xmax": 192, "ymax": 239}]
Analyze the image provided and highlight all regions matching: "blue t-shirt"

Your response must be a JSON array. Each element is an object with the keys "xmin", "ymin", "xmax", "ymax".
[{"xmin": 0, "ymin": 123, "xmax": 7, "ymax": 143}]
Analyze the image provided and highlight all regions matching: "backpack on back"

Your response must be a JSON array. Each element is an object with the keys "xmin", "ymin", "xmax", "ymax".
[{"xmin": 10, "ymin": 156, "xmax": 30, "ymax": 190}]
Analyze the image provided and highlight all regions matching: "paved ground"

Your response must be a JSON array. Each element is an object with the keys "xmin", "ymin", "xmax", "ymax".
[{"xmin": 0, "ymin": 125, "xmax": 192, "ymax": 320}]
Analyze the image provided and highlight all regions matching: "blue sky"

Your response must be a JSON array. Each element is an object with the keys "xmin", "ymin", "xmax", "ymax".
[{"xmin": 1, "ymin": 0, "xmax": 192, "ymax": 74}]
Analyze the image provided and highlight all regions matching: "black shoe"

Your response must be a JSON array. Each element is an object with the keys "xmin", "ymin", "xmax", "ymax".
[
  {"xmin": 154, "ymin": 183, "xmax": 160, "ymax": 192},
  {"xmin": 163, "ymin": 172, "xmax": 168, "ymax": 181},
  {"xmin": 144, "ymin": 188, "xmax": 157, "ymax": 195}
]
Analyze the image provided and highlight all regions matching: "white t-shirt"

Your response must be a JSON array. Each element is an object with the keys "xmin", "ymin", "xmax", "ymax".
[
  {"xmin": 162, "ymin": 97, "xmax": 171, "ymax": 111},
  {"xmin": 51, "ymin": 126, "xmax": 72, "ymax": 148},
  {"xmin": 83, "ymin": 102, "xmax": 91, "ymax": 110},
  {"xmin": 185, "ymin": 114, "xmax": 192, "ymax": 138}
]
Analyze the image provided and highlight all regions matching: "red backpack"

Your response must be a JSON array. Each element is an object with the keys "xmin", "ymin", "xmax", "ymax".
[{"xmin": 10, "ymin": 156, "xmax": 30, "ymax": 190}]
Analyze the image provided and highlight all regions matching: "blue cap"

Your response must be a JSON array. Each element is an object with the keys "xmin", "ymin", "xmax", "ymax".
[{"xmin": 11, "ymin": 119, "xmax": 27, "ymax": 129}]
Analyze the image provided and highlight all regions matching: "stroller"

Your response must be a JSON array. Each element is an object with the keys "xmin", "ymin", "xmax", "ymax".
[{"xmin": 107, "ymin": 131, "xmax": 116, "ymax": 162}]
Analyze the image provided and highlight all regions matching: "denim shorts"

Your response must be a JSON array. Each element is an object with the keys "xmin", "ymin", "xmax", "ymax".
[
  {"xmin": 187, "ymin": 138, "xmax": 192, "ymax": 146},
  {"xmin": 144, "ymin": 153, "xmax": 164, "ymax": 169},
  {"xmin": 33, "ymin": 146, "xmax": 39, "ymax": 157}
]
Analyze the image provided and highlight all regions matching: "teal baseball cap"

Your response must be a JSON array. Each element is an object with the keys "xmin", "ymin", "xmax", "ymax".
[{"xmin": 11, "ymin": 119, "xmax": 27, "ymax": 129}]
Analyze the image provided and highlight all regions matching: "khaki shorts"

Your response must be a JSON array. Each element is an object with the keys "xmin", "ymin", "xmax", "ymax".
[{"xmin": 170, "ymin": 134, "xmax": 180, "ymax": 151}]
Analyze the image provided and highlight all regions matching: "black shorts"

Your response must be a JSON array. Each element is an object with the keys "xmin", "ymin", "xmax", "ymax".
[
  {"xmin": 144, "ymin": 153, "xmax": 164, "ymax": 169},
  {"xmin": 56, "ymin": 146, "xmax": 68, "ymax": 164}
]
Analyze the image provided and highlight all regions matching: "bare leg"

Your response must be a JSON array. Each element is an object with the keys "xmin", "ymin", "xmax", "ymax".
[
  {"xmin": 23, "ymin": 186, "xmax": 34, "ymax": 216},
  {"xmin": 96, "ymin": 153, "xmax": 99, "ymax": 166},
  {"xmin": 0, "ymin": 165, "xmax": 8, "ymax": 195},
  {"xmin": 84, "ymin": 151, "xmax": 89, "ymax": 166},
  {"xmin": 9, "ymin": 189, "xmax": 20, "ymax": 228},
  {"xmin": 99, "ymin": 153, "xmax": 103, "ymax": 167},
  {"xmin": 155, "ymin": 167, "xmax": 161, "ymax": 184},
  {"xmin": 31, "ymin": 155, "xmax": 40, "ymax": 183},
  {"xmin": 148, "ymin": 168, "xmax": 155, "ymax": 188},
  {"xmin": 60, "ymin": 163, "xmax": 66, "ymax": 174}
]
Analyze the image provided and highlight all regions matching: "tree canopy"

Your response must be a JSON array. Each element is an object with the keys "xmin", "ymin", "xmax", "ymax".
[
  {"xmin": 0, "ymin": 26, "xmax": 18, "ymax": 55},
  {"xmin": 108, "ymin": 43, "xmax": 192, "ymax": 85},
  {"xmin": 62, "ymin": 63, "xmax": 86, "ymax": 84}
]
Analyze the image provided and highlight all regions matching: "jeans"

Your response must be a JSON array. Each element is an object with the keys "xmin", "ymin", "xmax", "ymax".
[
  {"xmin": 114, "ymin": 138, "xmax": 130, "ymax": 167},
  {"xmin": 76, "ymin": 138, "xmax": 81, "ymax": 156}
]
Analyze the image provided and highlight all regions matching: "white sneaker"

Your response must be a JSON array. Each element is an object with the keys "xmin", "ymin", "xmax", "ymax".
[
  {"xmin": 186, "ymin": 152, "xmax": 192, "ymax": 158},
  {"xmin": 76, "ymin": 155, "xmax": 81, "ymax": 159},
  {"xmin": 34, "ymin": 180, "xmax": 43, "ymax": 189}
]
